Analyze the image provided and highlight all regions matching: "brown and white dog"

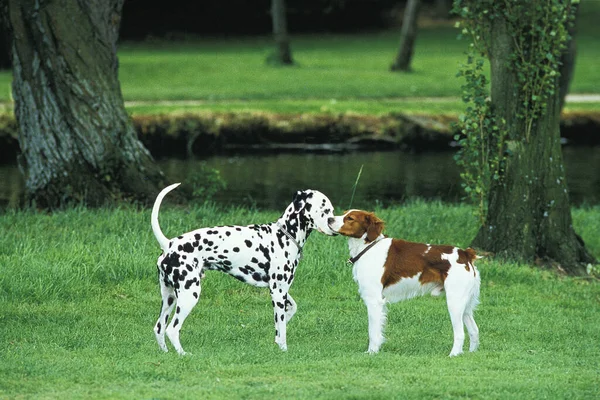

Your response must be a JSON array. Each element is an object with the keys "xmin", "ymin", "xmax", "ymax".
[{"xmin": 328, "ymin": 210, "xmax": 480, "ymax": 356}]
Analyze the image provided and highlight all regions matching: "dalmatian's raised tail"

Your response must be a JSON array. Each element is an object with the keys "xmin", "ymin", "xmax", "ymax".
[{"xmin": 151, "ymin": 182, "xmax": 181, "ymax": 252}]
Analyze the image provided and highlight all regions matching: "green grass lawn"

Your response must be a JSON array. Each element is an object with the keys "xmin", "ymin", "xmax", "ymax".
[
  {"xmin": 1, "ymin": 0, "xmax": 599, "ymax": 116},
  {"xmin": 1, "ymin": 202, "xmax": 599, "ymax": 399}
]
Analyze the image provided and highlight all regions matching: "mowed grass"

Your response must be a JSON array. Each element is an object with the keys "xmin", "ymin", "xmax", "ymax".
[
  {"xmin": 1, "ymin": 202, "xmax": 599, "ymax": 399},
  {"xmin": 1, "ymin": 2, "xmax": 600, "ymax": 115}
]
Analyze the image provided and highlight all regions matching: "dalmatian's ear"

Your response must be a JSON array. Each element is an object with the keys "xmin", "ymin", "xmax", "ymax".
[{"xmin": 293, "ymin": 190, "xmax": 306, "ymax": 211}]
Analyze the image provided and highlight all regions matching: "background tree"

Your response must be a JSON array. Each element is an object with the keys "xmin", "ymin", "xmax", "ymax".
[
  {"xmin": 268, "ymin": 0, "xmax": 294, "ymax": 65},
  {"xmin": 434, "ymin": 0, "xmax": 452, "ymax": 19},
  {"xmin": 454, "ymin": 0, "xmax": 595, "ymax": 275},
  {"xmin": 3, "ymin": 0, "xmax": 165, "ymax": 208},
  {"xmin": 390, "ymin": 0, "xmax": 421, "ymax": 72}
]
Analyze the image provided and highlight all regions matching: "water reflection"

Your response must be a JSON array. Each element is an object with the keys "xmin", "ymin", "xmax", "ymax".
[
  {"xmin": 159, "ymin": 151, "xmax": 462, "ymax": 209},
  {"xmin": 1, "ymin": 148, "xmax": 599, "ymax": 209},
  {"xmin": 159, "ymin": 147, "xmax": 600, "ymax": 209}
]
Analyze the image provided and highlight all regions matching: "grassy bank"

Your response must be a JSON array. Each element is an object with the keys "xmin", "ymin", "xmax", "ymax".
[{"xmin": 1, "ymin": 202, "xmax": 599, "ymax": 399}]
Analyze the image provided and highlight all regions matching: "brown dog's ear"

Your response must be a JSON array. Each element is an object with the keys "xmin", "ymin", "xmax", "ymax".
[{"xmin": 365, "ymin": 213, "xmax": 384, "ymax": 242}]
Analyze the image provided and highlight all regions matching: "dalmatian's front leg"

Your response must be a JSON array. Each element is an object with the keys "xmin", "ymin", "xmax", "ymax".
[
  {"xmin": 285, "ymin": 294, "xmax": 297, "ymax": 323},
  {"xmin": 270, "ymin": 280, "xmax": 291, "ymax": 351}
]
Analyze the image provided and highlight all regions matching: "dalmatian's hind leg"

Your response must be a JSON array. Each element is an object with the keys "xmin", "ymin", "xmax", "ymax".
[
  {"xmin": 166, "ymin": 270, "xmax": 202, "ymax": 356},
  {"xmin": 154, "ymin": 278, "xmax": 176, "ymax": 352}
]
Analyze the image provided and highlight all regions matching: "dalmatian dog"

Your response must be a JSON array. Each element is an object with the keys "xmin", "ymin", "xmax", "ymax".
[{"xmin": 151, "ymin": 183, "xmax": 337, "ymax": 355}]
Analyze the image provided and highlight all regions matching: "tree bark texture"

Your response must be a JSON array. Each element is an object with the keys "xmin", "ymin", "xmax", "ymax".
[
  {"xmin": 471, "ymin": 15, "xmax": 595, "ymax": 274},
  {"xmin": 559, "ymin": 2, "xmax": 579, "ymax": 112},
  {"xmin": 6, "ymin": 0, "xmax": 164, "ymax": 208},
  {"xmin": 390, "ymin": 0, "xmax": 420, "ymax": 72},
  {"xmin": 271, "ymin": 0, "xmax": 293, "ymax": 65}
]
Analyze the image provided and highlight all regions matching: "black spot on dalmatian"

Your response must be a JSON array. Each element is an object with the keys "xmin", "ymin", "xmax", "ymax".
[
  {"xmin": 258, "ymin": 244, "xmax": 271, "ymax": 261},
  {"xmin": 276, "ymin": 235, "xmax": 284, "ymax": 249},
  {"xmin": 156, "ymin": 322, "xmax": 162, "ymax": 333},
  {"xmin": 161, "ymin": 253, "xmax": 180, "ymax": 277},
  {"xmin": 173, "ymin": 318, "xmax": 179, "ymax": 327},
  {"xmin": 184, "ymin": 278, "xmax": 196, "ymax": 289},
  {"xmin": 251, "ymin": 257, "xmax": 258, "ymax": 263},
  {"xmin": 233, "ymin": 247, "xmax": 240, "ymax": 252},
  {"xmin": 182, "ymin": 242, "xmax": 194, "ymax": 253},
  {"xmin": 193, "ymin": 292, "xmax": 198, "ymax": 299},
  {"xmin": 252, "ymin": 272, "xmax": 263, "ymax": 281},
  {"xmin": 245, "ymin": 240, "xmax": 252, "ymax": 248},
  {"xmin": 225, "ymin": 231, "xmax": 231, "ymax": 236}
]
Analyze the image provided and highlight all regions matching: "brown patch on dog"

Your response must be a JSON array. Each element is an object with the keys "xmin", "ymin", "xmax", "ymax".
[
  {"xmin": 381, "ymin": 240, "xmax": 458, "ymax": 288},
  {"xmin": 460, "ymin": 247, "xmax": 478, "ymax": 275},
  {"xmin": 337, "ymin": 210, "xmax": 384, "ymax": 242}
]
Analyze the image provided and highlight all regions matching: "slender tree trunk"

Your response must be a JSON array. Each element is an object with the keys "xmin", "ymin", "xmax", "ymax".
[
  {"xmin": 434, "ymin": 0, "xmax": 451, "ymax": 20},
  {"xmin": 0, "ymin": 20, "xmax": 10, "ymax": 70},
  {"xmin": 390, "ymin": 0, "xmax": 420, "ymax": 72},
  {"xmin": 471, "ymin": 15, "xmax": 595, "ymax": 275},
  {"xmin": 270, "ymin": 0, "xmax": 293, "ymax": 65},
  {"xmin": 5, "ymin": 0, "xmax": 164, "ymax": 208}
]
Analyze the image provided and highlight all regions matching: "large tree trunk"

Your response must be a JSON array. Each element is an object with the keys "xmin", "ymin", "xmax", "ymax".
[
  {"xmin": 559, "ymin": 2, "xmax": 579, "ymax": 112},
  {"xmin": 5, "ymin": 0, "xmax": 164, "ymax": 208},
  {"xmin": 270, "ymin": 0, "xmax": 293, "ymax": 65},
  {"xmin": 390, "ymin": 0, "xmax": 420, "ymax": 72},
  {"xmin": 471, "ymin": 15, "xmax": 595, "ymax": 275}
]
